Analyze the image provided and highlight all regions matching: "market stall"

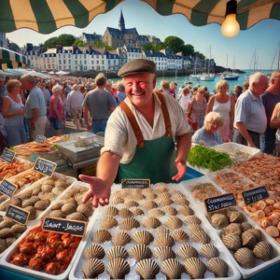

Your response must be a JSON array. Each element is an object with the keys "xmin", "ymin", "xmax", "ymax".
[{"xmin": 0, "ymin": 141, "xmax": 279, "ymax": 279}]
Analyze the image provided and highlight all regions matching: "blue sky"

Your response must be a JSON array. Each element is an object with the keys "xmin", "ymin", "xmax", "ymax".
[{"xmin": 6, "ymin": 0, "xmax": 280, "ymax": 70}]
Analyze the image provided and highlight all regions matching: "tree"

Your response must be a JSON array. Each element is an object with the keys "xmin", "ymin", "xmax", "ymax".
[
  {"xmin": 143, "ymin": 43, "xmax": 154, "ymax": 52},
  {"xmin": 73, "ymin": 39, "xmax": 85, "ymax": 47},
  {"xmin": 43, "ymin": 34, "xmax": 76, "ymax": 48},
  {"xmin": 164, "ymin": 36, "xmax": 184, "ymax": 54},
  {"xmin": 194, "ymin": 51, "xmax": 205, "ymax": 60},
  {"xmin": 181, "ymin": 44, "xmax": 195, "ymax": 57},
  {"xmin": 57, "ymin": 34, "xmax": 75, "ymax": 46}
]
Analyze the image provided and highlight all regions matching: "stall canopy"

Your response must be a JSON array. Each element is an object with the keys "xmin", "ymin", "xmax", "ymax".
[
  {"xmin": 0, "ymin": 0, "xmax": 279, "ymax": 34},
  {"xmin": 0, "ymin": 47, "xmax": 29, "ymax": 69}
]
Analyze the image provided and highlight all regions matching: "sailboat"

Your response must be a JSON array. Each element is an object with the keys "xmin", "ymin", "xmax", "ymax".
[
  {"xmin": 199, "ymin": 46, "xmax": 215, "ymax": 81},
  {"xmin": 222, "ymin": 55, "xmax": 239, "ymax": 80},
  {"xmin": 189, "ymin": 56, "xmax": 200, "ymax": 80}
]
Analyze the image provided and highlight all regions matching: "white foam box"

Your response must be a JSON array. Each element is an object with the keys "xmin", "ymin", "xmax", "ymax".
[
  {"xmin": 181, "ymin": 176, "xmax": 280, "ymax": 279},
  {"xmin": 69, "ymin": 183, "xmax": 240, "ymax": 280}
]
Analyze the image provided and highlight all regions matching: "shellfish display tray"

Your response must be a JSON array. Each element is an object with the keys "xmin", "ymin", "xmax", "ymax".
[
  {"xmin": 0, "ymin": 214, "xmax": 97, "ymax": 280},
  {"xmin": 181, "ymin": 176, "xmax": 280, "ymax": 279},
  {"xmin": 0, "ymin": 173, "xmax": 77, "ymax": 227},
  {"xmin": 212, "ymin": 143, "xmax": 261, "ymax": 163},
  {"xmin": 69, "ymin": 183, "xmax": 240, "ymax": 280}
]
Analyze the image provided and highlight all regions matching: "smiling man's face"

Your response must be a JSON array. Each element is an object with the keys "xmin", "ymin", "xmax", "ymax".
[{"xmin": 123, "ymin": 72, "xmax": 156, "ymax": 108}]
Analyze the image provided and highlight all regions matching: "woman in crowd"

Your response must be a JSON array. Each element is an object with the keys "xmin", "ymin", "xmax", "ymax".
[
  {"xmin": 49, "ymin": 84, "xmax": 65, "ymax": 135},
  {"xmin": 192, "ymin": 112, "xmax": 223, "ymax": 147},
  {"xmin": 2, "ymin": 79, "xmax": 26, "ymax": 146},
  {"xmin": 206, "ymin": 80, "xmax": 235, "ymax": 142},
  {"xmin": 187, "ymin": 86, "xmax": 207, "ymax": 131},
  {"xmin": 116, "ymin": 82, "xmax": 126, "ymax": 104},
  {"xmin": 178, "ymin": 86, "xmax": 192, "ymax": 114}
]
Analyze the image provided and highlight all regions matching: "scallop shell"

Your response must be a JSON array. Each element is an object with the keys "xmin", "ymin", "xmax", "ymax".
[
  {"xmin": 188, "ymin": 224, "xmax": 202, "ymax": 232},
  {"xmin": 92, "ymin": 230, "xmax": 111, "ymax": 243},
  {"xmin": 228, "ymin": 210, "xmax": 243, "ymax": 223},
  {"xmin": 171, "ymin": 230, "xmax": 188, "ymax": 242},
  {"xmin": 185, "ymin": 215, "xmax": 201, "ymax": 225},
  {"xmin": 82, "ymin": 258, "xmax": 104, "ymax": 278},
  {"xmin": 176, "ymin": 198, "xmax": 189, "ymax": 206},
  {"xmin": 172, "ymin": 192, "xmax": 187, "ymax": 202},
  {"xmin": 157, "ymin": 192, "xmax": 171, "ymax": 200},
  {"xmin": 234, "ymin": 248, "xmax": 255, "ymax": 268},
  {"xmin": 136, "ymin": 258, "xmax": 159, "ymax": 279},
  {"xmin": 51, "ymin": 202, "xmax": 63, "ymax": 210},
  {"xmin": 161, "ymin": 206, "xmax": 177, "ymax": 215},
  {"xmin": 242, "ymin": 231, "xmax": 258, "ymax": 248},
  {"xmin": 246, "ymin": 228, "xmax": 262, "ymax": 241},
  {"xmin": 155, "ymin": 183, "xmax": 169, "ymax": 192},
  {"xmin": 241, "ymin": 222, "xmax": 252, "ymax": 231},
  {"xmin": 107, "ymin": 257, "xmax": 130, "ymax": 279},
  {"xmin": 6, "ymin": 237, "xmax": 16, "ymax": 247},
  {"xmin": 143, "ymin": 192, "xmax": 157, "ymax": 199},
  {"xmin": 222, "ymin": 233, "xmax": 241, "ymax": 250},
  {"xmin": 32, "ymin": 187, "xmax": 41, "ymax": 195},
  {"xmin": 112, "ymin": 231, "xmax": 131, "ymax": 246},
  {"xmin": 184, "ymin": 257, "xmax": 206, "ymax": 279},
  {"xmin": 125, "ymin": 200, "xmax": 139, "ymax": 207},
  {"xmin": 104, "ymin": 206, "xmax": 118, "ymax": 216},
  {"xmin": 128, "ymin": 244, "xmax": 152, "ymax": 261},
  {"xmin": 107, "ymin": 246, "xmax": 128, "ymax": 260},
  {"xmin": 131, "ymin": 208, "xmax": 144, "ymax": 216},
  {"xmin": 161, "ymin": 258, "xmax": 183, "ymax": 279},
  {"xmin": 154, "ymin": 246, "xmax": 175, "ymax": 260},
  {"xmin": 157, "ymin": 197, "xmax": 173, "ymax": 207},
  {"xmin": 61, "ymin": 202, "xmax": 77, "ymax": 214},
  {"xmin": 143, "ymin": 217, "xmax": 161, "ymax": 229},
  {"xmin": 54, "ymin": 180, "xmax": 67, "ymax": 188},
  {"xmin": 207, "ymin": 257, "xmax": 228, "ymax": 277},
  {"xmin": 34, "ymin": 200, "xmax": 50, "ymax": 210},
  {"xmin": 142, "ymin": 200, "xmax": 158, "ymax": 210},
  {"xmin": 253, "ymin": 241, "xmax": 272, "ymax": 260},
  {"xmin": 190, "ymin": 230, "xmax": 210, "ymax": 244},
  {"xmin": 223, "ymin": 223, "xmax": 242, "ymax": 236},
  {"xmin": 41, "ymin": 184, "xmax": 53, "ymax": 192},
  {"xmin": 165, "ymin": 217, "xmax": 183, "ymax": 229},
  {"xmin": 76, "ymin": 204, "xmax": 93, "ymax": 217},
  {"xmin": 177, "ymin": 243, "xmax": 198, "ymax": 258},
  {"xmin": 67, "ymin": 212, "xmax": 87, "ymax": 221},
  {"xmin": 9, "ymin": 197, "xmax": 22, "ymax": 207},
  {"xmin": 154, "ymin": 233, "xmax": 174, "ymax": 247},
  {"xmin": 120, "ymin": 217, "xmax": 140, "ymax": 230},
  {"xmin": 110, "ymin": 196, "xmax": 124, "ymax": 205},
  {"xmin": 132, "ymin": 230, "xmax": 154, "ymax": 245},
  {"xmin": 100, "ymin": 216, "xmax": 118, "ymax": 229},
  {"xmin": 84, "ymin": 244, "xmax": 105, "ymax": 259},
  {"xmin": 178, "ymin": 206, "xmax": 193, "ymax": 216},
  {"xmin": 118, "ymin": 208, "xmax": 133, "ymax": 218},
  {"xmin": 148, "ymin": 208, "xmax": 164, "ymax": 218},
  {"xmin": 199, "ymin": 243, "xmax": 219, "ymax": 258},
  {"xmin": 211, "ymin": 213, "xmax": 229, "ymax": 228}
]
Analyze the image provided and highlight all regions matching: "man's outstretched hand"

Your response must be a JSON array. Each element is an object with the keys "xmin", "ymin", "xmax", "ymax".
[
  {"xmin": 79, "ymin": 175, "xmax": 111, "ymax": 208},
  {"xmin": 172, "ymin": 160, "xmax": 187, "ymax": 182}
]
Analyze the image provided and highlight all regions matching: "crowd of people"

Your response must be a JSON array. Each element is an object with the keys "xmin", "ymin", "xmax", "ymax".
[{"xmin": 0, "ymin": 68, "xmax": 279, "ymax": 155}]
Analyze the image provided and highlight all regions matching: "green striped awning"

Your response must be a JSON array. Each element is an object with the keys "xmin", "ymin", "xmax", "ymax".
[
  {"xmin": 0, "ymin": 48, "xmax": 29, "ymax": 69},
  {"xmin": 0, "ymin": 0, "xmax": 278, "ymax": 34}
]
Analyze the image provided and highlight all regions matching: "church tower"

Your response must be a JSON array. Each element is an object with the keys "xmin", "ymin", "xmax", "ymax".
[{"xmin": 119, "ymin": 10, "xmax": 125, "ymax": 32}]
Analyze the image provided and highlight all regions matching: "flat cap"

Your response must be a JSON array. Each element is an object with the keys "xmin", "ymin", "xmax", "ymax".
[{"xmin": 118, "ymin": 59, "xmax": 156, "ymax": 78}]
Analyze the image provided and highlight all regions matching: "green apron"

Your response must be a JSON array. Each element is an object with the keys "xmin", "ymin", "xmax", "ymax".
[{"xmin": 117, "ymin": 93, "xmax": 177, "ymax": 184}]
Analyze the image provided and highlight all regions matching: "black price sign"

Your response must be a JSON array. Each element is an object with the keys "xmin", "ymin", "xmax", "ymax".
[
  {"xmin": 35, "ymin": 135, "xmax": 47, "ymax": 143},
  {"xmin": 34, "ymin": 158, "xmax": 57, "ymax": 176},
  {"xmin": 42, "ymin": 217, "xmax": 87, "ymax": 237},
  {"xmin": 6, "ymin": 205, "xmax": 30, "ymax": 225},
  {"xmin": 242, "ymin": 186, "xmax": 269, "ymax": 205},
  {"xmin": 121, "ymin": 179, "xmax": 150, "ymax": 189},
  {"xmin": 0, "ymin": 180, "xmax": 17, "ymax": 198},
  {"xmin": 205, "ymin": 193, "xmax": 236, "ymax": 213},
  {"xmin": 1, "ymin": 148, "xmax": 15, "ymax": 163}
]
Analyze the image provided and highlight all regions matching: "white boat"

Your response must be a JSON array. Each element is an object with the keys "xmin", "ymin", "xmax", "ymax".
[
  {"xmin": 199, "ymin": 73, "xmax": 215, "ymax": 81},
  {"xmin": 222, "ymin": 72, "xmax": 239, "ymax": 80}
]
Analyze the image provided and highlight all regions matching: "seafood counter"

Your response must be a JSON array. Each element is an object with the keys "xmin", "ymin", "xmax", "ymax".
[{"xmin": 0, "ymin": 144, "xmax": 279, "ymax": 279}]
